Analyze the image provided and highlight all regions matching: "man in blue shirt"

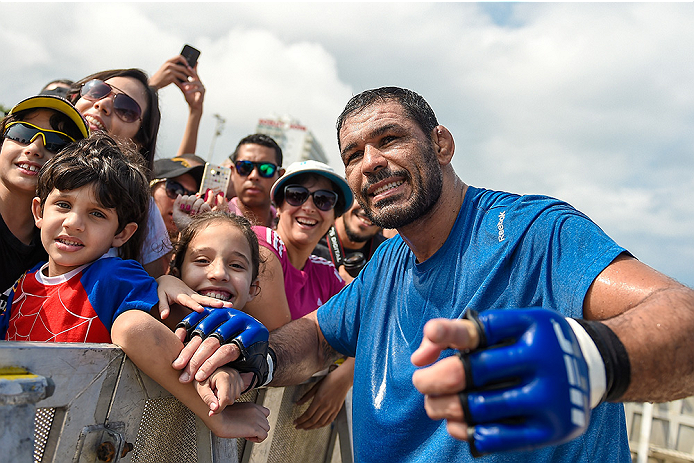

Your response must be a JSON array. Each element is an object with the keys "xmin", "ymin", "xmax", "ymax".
[{"xmin": 177, "ymin": 87, "xmax": 694, "ymax": 462}]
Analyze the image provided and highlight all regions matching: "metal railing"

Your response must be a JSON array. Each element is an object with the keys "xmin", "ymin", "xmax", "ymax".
[
  {"xmin": 0, "ymin": 342, "xmax": 352, "ymax": 463},
  {"xmin": 625, "ymin": 399, "xmax": 694, "ymax": 463}
]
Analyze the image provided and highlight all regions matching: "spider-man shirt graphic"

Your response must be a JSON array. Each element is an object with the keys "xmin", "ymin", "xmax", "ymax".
[{"xmin": 1, "ymin": 257, "xmax": 159, "ymax": 343}]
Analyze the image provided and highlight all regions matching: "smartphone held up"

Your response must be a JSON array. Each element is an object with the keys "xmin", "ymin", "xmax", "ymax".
[
  {"xmin": 181, "ymin": 44, "xmax": 200, "ymax": 68},
  {"xmin": 199, "ymin": 163, "xmax": 231, "ymax": 199},
  {"xmin": 179, "ymin": 44, "xmax": 200, "ymax": 82}
]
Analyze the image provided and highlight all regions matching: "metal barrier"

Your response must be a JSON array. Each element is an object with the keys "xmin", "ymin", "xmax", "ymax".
[
  {"xmin": 0, "ymin": 342, "xmax": 352, "ymax": 463},
  {"xmin": 5, "ymin": 341, "xmax": 694, "ymax": 463},
  {"xmin": 625, "ymin": 399, "xmax": 694, "ymax": 463}
]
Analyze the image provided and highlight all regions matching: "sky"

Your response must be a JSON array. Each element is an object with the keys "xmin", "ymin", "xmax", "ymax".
[{"xmin": 1, "ymin": 2, "xmax": 693, "ymax": 287}]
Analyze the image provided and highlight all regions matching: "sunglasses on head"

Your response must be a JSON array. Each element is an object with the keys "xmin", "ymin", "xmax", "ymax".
[
  {"xmin": 80, "ymin": 79, "xmax": 142, "ymax": 123},
  {"xmin": 234, "ymin": 160, "xmax": 278, "ymax": 178},
  {"xmin": 283, "ymin": 185, "xmax": 338, "ymax": 212},
  {"xmin": 3, "ymin": 121, "xmax": 75, "ymax": 154}
]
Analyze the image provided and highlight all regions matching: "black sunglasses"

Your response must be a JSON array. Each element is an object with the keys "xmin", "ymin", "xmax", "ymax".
[
  {"xmin": 3, "ymin": 121, "xmax": 75, "ymax": 154},
  {"xmin": 80, "ymin": 79, "xmax": 143, "ymax": 123},
  {"xmin": 164, "ymin": 179, "xmax": 197, "ymax": 199},
  {"xmin": 234, "ymin": 160, "xmax": 278, "ymax": 178},
  {"xmin": 283, "ymin": 185, "xmax": 338, "ymax": 212}
]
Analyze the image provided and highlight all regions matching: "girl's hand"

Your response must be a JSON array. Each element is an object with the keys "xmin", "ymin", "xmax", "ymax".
[
  {"xmin": 200, "ymin": 189, "xmax": 229, "ymax": 212},
  {"xmin": 172, "ymin": 194, "xmax": 212, "ymax": 231},
  {"xmin": 156, "ymin": 275, "xmax": 231, "ymax": 320}
]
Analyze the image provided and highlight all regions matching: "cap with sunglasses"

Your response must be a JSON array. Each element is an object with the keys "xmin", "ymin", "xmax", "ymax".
[
  {"xmin": 8, "ymin": 95, "xmax": 90, "ymax": 140},
  {"xmin": 153, "ymin": 157, "xmax": 205, "ymax": 186},
  {"xmin": 4, "ymin": 122, "xmax": 77, "ymax": 154},
  {"xmin": 270, "ymin": 160, "xmax": 353, "ymax": 213}
]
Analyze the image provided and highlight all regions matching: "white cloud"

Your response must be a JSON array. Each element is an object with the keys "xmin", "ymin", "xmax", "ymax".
[{"xmin": 1, "ymin": 2, "xmax": 692, "ymax": 286}]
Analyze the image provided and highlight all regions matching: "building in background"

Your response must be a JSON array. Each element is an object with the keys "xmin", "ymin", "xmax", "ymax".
[{"xmin": 256, "ymin": 116, "xmax": 328, "ymax": 166}]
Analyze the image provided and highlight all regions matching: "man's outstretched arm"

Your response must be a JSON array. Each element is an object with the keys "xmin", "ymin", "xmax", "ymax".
[
  {"xmin": 268, "ymin": 311, "xmax": 340, "ymax": 387},
  {"xmin": 584, "ymin": 254, "xmax": 694, "ymax": 402},
  {"xmin": 412, "ymin": 254, "xmax": 694, "ymax": 454}
]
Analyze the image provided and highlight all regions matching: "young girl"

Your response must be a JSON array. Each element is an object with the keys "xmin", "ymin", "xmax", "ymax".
[
  {"xmin": 169, "ymin": 211, "xmax": 262, "ymax": 318},
  {"xmin": 167, "ymin": 211, "xmax": 268, "ymax": 385}
]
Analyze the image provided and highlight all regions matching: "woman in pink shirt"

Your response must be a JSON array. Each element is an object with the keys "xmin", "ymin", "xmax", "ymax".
[{"xmin": 246, "ymin": 160, "xmax": 352, "ymax": 326}]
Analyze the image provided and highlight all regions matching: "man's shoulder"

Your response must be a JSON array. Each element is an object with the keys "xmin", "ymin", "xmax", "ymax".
[{"xmin": 469, "ymin": 186, "xmax": 571, "ymax": 212}]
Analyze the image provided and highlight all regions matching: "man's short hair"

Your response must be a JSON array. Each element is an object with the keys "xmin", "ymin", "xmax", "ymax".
[
  {"xmin": 229, "ymin": 134, "xmax": 283, "ymax": 166},
  {"xmin": 336, "ymin": 87, "xmax": 439, "ymax": 151}
]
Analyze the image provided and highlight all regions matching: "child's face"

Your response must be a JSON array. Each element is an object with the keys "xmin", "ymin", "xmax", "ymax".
[
  {"xmin": 0, "ymin": 109, "xmax": 59, "ymax": 196},
  {"xmin": 180, "ymin": 221, "xmax": 258, "ymax": 310},
  {"xmin": 32, "ymin": 184, "xmax": 138, "ymax": 276}
]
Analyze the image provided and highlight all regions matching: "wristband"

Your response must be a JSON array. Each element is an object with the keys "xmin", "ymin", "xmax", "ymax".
[
  {"xmin": 565, "ymin": 318, "xmax": 606, "ymax": 408},
  {"xmin": 570, "ymin": 318, "xmax": 631, "ymax": 404},
  {"xmin": 260, "ymin": 347, "xmax": 276, "ymax": 387}
]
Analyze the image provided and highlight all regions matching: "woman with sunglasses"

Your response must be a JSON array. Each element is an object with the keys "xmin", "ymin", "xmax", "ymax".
[
  {"xmin": 69, "ymin": 69, "xmax": 159, "ymax": 171},
  {"xmin": 0, "ymin": 95, "xmax": 89, "ymax": 292},
  {"xmin": 246, "ymin": 160, "xmax": 356, "ymax": 431},
  {"xmin": 68, "ymin": 69, "xmax": 171, "ymax": 277},
  {"xmin": 173, "ymin": 160, "xmax": 350, "ymax": 328},
  {"xmin": 151, "ymin": 157, "xmax": 204, "ymax": 238}
]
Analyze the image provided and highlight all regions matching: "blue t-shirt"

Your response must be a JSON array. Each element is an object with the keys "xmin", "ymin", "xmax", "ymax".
[{"xmin": 317, "ymin": 186, "xmax": 630, "ymax": 463}]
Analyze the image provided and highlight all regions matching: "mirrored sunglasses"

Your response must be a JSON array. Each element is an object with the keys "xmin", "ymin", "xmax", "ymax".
[
  {"xmin": 283, "ymin": 185, "xmax": 338, "ymax": 212},
  {"xmin": 234, "ymin": 160, "xmax": 278, "ymax": 178},
  {"xmin": 80, "ymin": 79, "xmax": 142, "ymax": 123},
  {"xmin": 3, "ymin": 121, "xmax": 75, "ymax": 154}
]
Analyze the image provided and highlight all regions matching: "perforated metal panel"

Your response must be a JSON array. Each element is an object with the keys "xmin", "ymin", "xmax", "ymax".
[
  {"xmin": 34, "ymin": 407, "xmax": 55, "ymax": 462},
  {"xmin": 265, "ymin": 383, "xmax": 333, "ymax": 463},
  {"xmin": 241, "ymin": 382, "xmax": 351, "ymax": 463},
  {"xmin": 130, "ymin": 397, "xmax": 198, "ymax": 463},
  {"xmin": 3, "ymin": 344, "xmax": 349, "ymax": 463}
]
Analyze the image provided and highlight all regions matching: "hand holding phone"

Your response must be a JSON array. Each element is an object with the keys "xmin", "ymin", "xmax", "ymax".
[
  {"xmin": 178, "ymin": 45, "xmax": 201, "ymax": 83},
  {"xmin": 199, "ymin": 163, "xmax": 231, "ymax": 198}
]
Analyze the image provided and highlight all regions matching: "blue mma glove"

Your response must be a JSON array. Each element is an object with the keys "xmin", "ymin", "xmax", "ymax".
[
  {"xmin": 177, "ymin": 307, "xmax": 273, "ymax": 392},
  {"xmin": 458, "ymin": 308, "xmax": 591, "ymax": 456}
]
